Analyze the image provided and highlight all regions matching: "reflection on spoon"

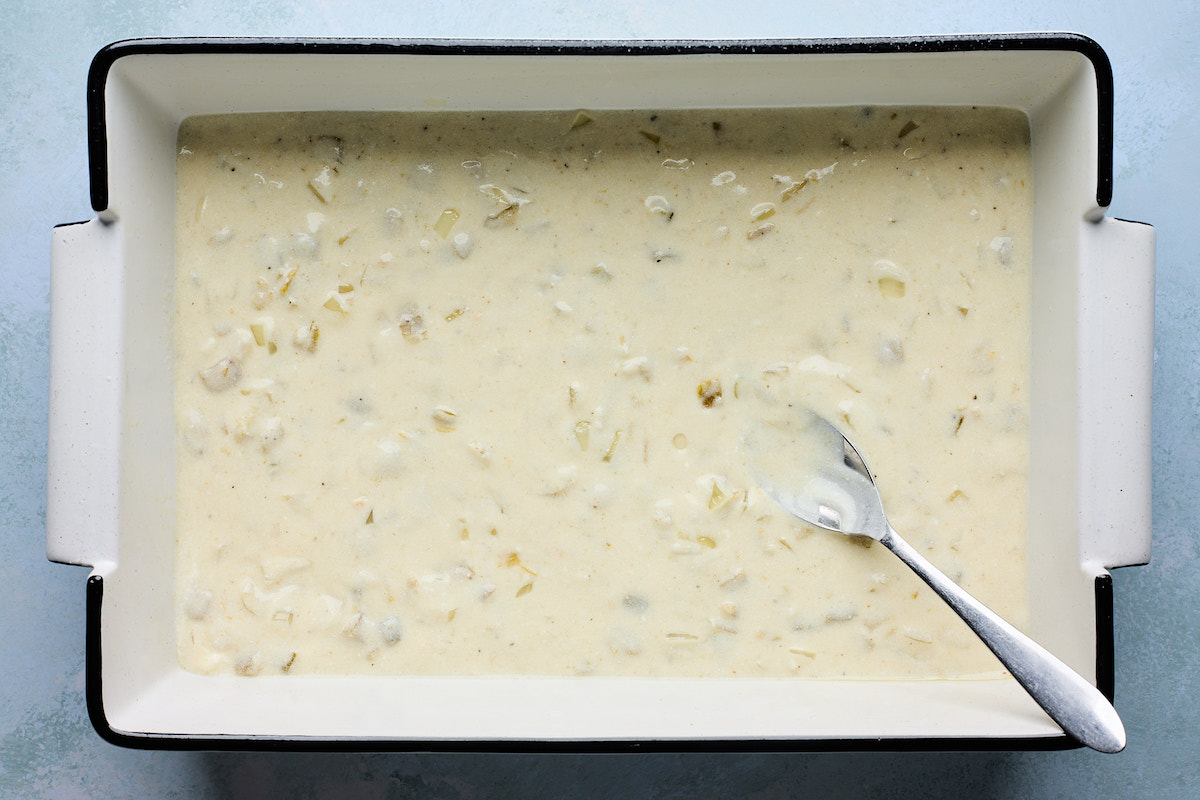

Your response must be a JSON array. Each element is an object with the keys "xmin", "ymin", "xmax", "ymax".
[
  {"xmin": 742, "ymin": 408, "xmax": 1126, "ymax": 753},
  {"xmin": 741, "ymin": 408, "xmax": 885, "ymax": 538}
]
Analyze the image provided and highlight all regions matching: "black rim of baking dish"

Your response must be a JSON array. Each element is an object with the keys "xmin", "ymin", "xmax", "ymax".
[
  {"xmin": 80, "ymin": 34, "xmax": 1118, "ymax": 751},
  {"xmin": 86, "ymin": 33, "xmax": 1115, "ymax": 214}
]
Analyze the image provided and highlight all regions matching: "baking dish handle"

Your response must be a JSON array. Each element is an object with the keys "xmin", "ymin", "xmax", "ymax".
[
  {"xmin": 1077, "ymin": 216, "xmax": 1155, "ymax": 571},
  {"xmin": 46, "ymin": 217, "xmax": 122, "ymax": 571}
]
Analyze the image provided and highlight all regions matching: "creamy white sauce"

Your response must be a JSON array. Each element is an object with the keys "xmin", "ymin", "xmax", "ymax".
[{"xmin": 174, "ymin": 108, "xmax": 1032, "ymax": 678}]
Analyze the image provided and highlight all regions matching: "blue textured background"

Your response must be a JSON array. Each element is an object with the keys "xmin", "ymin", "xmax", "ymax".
[{"xmin": 3, "ymin": 1, "xmax": 1196, "ymax": 796}]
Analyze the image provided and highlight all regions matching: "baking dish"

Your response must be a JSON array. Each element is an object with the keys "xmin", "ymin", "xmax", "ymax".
[{"xmin": 47, "ymin": 34, "xmax": 1154, "ymax": 750}]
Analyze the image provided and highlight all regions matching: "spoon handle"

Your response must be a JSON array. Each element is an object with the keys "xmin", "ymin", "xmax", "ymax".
[{"xmin": 880, "ymin": 525, "xmax": 1126, "ymax": 753}]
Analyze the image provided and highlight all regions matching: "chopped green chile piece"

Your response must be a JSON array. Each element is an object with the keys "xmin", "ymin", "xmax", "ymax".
[
  {"xmin": 602, "ymin": 430, "xmax": 622, "ymax": 462},
  {"xmin": 569, "ymin": 110, "xmax": 593, "ymax": 130},
  {"xmin": 697, "ymin": 379, "xmax": 722, "ymax": 408},
  {"xmin": 433, "ymin": 208, "xmax": 460, "ymax": 238},
  {"xmin": 709, "ymin": 483, "xmax": 728, "ymax": 510},
  {"xmin": 878, "ymin": 277, "xmax": 906, "ymax": 298}
]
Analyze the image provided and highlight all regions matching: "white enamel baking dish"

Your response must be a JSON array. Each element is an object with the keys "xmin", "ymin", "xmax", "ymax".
[{"xmin": 47, "ymin": 35, "xmax": 1154, "ymax": 750}]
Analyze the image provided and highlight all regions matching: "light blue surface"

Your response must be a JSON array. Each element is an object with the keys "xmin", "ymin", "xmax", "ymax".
[{"xmin": 2, "ymin": 1, "xmax": 1196, "ymax": 797}]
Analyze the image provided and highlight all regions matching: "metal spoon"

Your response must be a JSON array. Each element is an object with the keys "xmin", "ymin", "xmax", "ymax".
[{"xmin": 743, "ymin": 409, "xmax": 1126, "ymax": 753}]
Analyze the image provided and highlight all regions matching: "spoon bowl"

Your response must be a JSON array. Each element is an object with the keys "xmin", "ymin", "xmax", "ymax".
[{"xmin": 744, "ymin": 409, "xmax": 1127, "ymax": 753}]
